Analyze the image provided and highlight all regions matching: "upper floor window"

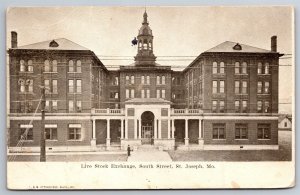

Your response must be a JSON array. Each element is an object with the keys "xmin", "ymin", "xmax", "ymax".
[
  {"xmin": 141, "ymin": 89, "xmax": 145, "ymax": 98},
  {"xmin": 131, "ymin": 89, "xmax": 135, "ymax": 98},
  {"xmin": 131, "ymin": 76, "xmax": 134, "ymax": 84},
  {"xmin": 213, "ymin": 62, "xmax": 225, "ymax": 74},
  {"xmin": 141, "ymin": 76, "xmax": 145, "ymax": 84},
  {"xmin": 242, "ymin": 81, "xmax": 248, "ymax": 94},
  {"xmin": 265, "ymin": 63, "xmax": 270, "ymax": 74},
  {"xmin": 28, "ymin": 60, "xmax": 33, "ymax": 72},
  {"xmin": 235, "ymin": 81, "xmax": 240, "ymax": 94},
  {"xmin": 264, "ymin": 81, "xmax": 270, "ymax": 93},
  {"xmin": 156, "ymin": 76, "xmax": 160, "ymax": 85},
  {"xmin": 219, "ymin": 100, "xmax": 225, "ymax": 113},
  {"xmin": 146, "ymin": 76, "xmax": 150, "ymax": 85},
  {"xmin": 257, "ymin": 81, "xmax": 263, "ymax": 93},
  {"xmin": 234, "ymin": 62, "xmax": 240, "ymax": 74},
  {"xmin": 44, "ymin": 60, "xmax": 50, "ymax": 72},
  {"xmin": 257, "ymin": 101, "xmax": 263, "ymax": 113},
  {"xmin": 68, "ymin": 100, "xmax": 74, "ymax": 112},
  {"xmin": 76, "ymin": 60, "xmax": 81, "ymax": 73},
  {"xmin": 212, "ymin": 80, "xmax": 225, "ymax": 94},
  {"xmin": 52, "ymin": 80, "xmax": 57, "ymax": 93},
  {"xmin": 235, "ymin": 100, "xmax": 240, "ymax": 113},
  {"xmin": 162, "ymin": 76, "xmax": 166, "ymax": 85},
  {"xmin": 146, "ymin": 89, "xmax": 150, "ymax": 98},
  {"xmin": 219, "ymin": 81, "xmax": 225, "ymax": 93},
  {"xmin": 212, "ymin": 62, "xmax": 218, "ymax": 74},
  {"xmin": 76, "ymin": 101, "xmax": 82, "ymax": 112},
  {"xmin": 76, "ymin": 80, "xmax": 82, "ymax": 93},
  {"xmin": 257, "ymin": 62, "xmax": 263, "ymax": 74},
  {"xmin": 44, "ymin": 79, "xmax": 50, "ymax": 94},
  {"xmin": 28, "ymin": 80, "xmax": 33, "ymax": 93},
  {"xmin": 126, "ymin": 89, "xmax": 130, "ymax": 99},
  {"xmin": 242, "ymin": 100, "xmax": 248, "ymax": 113},
  {"xmin": 264, "ymin": 101, "xmax": 270, "ymax": 113},
  {"xmin": 126, "ymin": 76, "xmax": 130, "ymax": 85},
  {"xmin": 68, "ymin": 60, "xmax": 74, "ymax": 72},
  {"xmin": 258, "ymin": 62, "xmax": 270, "ymax": 75},
  {"xmin": 220, "ymin": 62, "xmax": 225, "ymax": 74},
  {"xmin": 212, "ymin": 81, "xmax": 218, "ymax": 94},
  {"xmin": 161, "ymin": 89, "xmax": 166, "ymax": 99},
  {"xmin": 52, "ymin": 60, "xmax": 57, "ymax": 72},
  {"xmin": 212, "ymin": 100, "xmax": 217, "ymax": 112},
  {"xmin": 241, "ymin": 62, "xmax": 247, "ymax": 74},
  {"xmin": 68, "ymin": 80, "xmax": 74, "ymax": 93},
  {"xmin": 156, "ymin": 89, "xmax": 160, "ymax": 98},
  {"xmin": 20, "ymin": 60, "xmax": 25, "ymax": 72}
]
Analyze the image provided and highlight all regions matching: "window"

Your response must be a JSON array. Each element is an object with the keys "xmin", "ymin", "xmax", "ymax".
[
  {"xmin": 284, "ymin": 122, "xmax": 287, "ymax": 127},
  {"xmin": 219, "ymin": 81, "xmax": 225, "ymax": 93},
  {"xmin": 212, "ymin": 62, "xmax": 218, "ymax": 74},
  {"xmin": 212, "ymin": 124, "xmax": 225, "ymax": 139},
  {"xmin": 264, "ymin": 101, "xmax": 270, "ymax": 113},
  {"xmin": 141, "ymin": 89, "xmax": 145, "ymax": 98},
  {"xmin": 242, "ymin": 81, "xmax": 247, "ymax": 94},
  {"xmin": 45, "ymin": 100, "xmax": 50, "ymax": 111},
  {"xmin": 68, "ymin": 100, "xmax": 74, "ymax": 112},
  {"xmin": 28, "ymin": 80, "xmax": 33, "ymax": 93},
  {"xmin": 28, "ymin": 60, "xmax": 33, "ymax": 72},
  {"xmin": 257, "ymin": 101, "xmax": 262, "ymax": 112},
  {"xmin": 76, "ymin": 80, "xmax": 82, "ymax": 93},
  {"xmin": 220, "ymin": 62, "xmax": 225, "ymax": 74},
  {"xmin": 258, "ymin": 124, "xmax": 270, "ymax": 139},
  {"xmin": 235, "ymin": 124, "xmax": 248, "ymax": 139},
  {"xmin": 52, "ymin": 100, "xmax": 58, "ymax": 111},
  {"xmin": 235, "ymin": 81, "xmax": 240, "ymax": 94},
  {"xmin": 242, "ymin": 62, "xmax": 247, "ymax": 74},
  {"xmin": 235, "ymin": 62, "xmax": 240, "ymax": 74},
  {"xmin": 265, "ymin": 63, "xmax": 270, "ymax": 74},
  {"xmin": 162, "ymin": 76, "xmax": 166, "ymax": 85},
  {"xmin": 44, "ymin": 80, "xmax": 50, "ymax": 94},
  {"xmin": 68, "ymin": 124, "xmax": 81, "ymax": 140},
  {"xmin": 219, "ymin": 100, "xmax": 225, "ymax": 113},
  {"xmin": 258, "ymin": 62, "xmax": 263, "ymax": 74},
  {"xmin": 156, "ymin": 89, "xmax": 160, "ymax": 98},
  {"xmin": 68, "ymin": 80, "xmax": 74, "ymax": 93},
  {"xmin": 131, "ymin": 76, "xmax": 134, "ymax": 84},
  {"xmin": 52, "ymin": 80, "xmax": 57, "ymax": 93},
  {"xmin": 44, "ymin": 60, "xmax": 50, "ymax": 72},
  {"xmin": 20, "ymin": 60, "xmax": 25, "ymax": 72},
  {"xmin": 125, "ymin": 76, "xmax": 130, "ymax": 85},
  {"xmin": 235, "ymin": 100, "xmax": 240, "ymax": 113},
  {"xmin": 19, "ymin": 125, "xmax": 33, "ymax": 140},
  {"xmin": 212, "ymin": 100, "xmax": 217, "ymax": 112},
  {"xmin": 264, "ymin": 81, "xmax": 270, "ymax": 94},
  {"xmin": 26, "ymin": 101, "xmax": 33, "ymax": 113},
  {"xmin": 212, "ymin": 81, "xmax": 218, "ymax": 94},
  {"xmin": 68, "ymin": 60, "xmax": 74, "ymax": 72},
  {"xmin": 257, "ymin": 81, "xmax": 262, "ymax": 93},
  {"xmin": 130, "ymin": 89, "xmax": 135, "ymax": 98},
  {"xmin": 45, "ymin": 124, "xmax": 57, "ymax": 140},
  {"xmin": 156, "ymin": 76, "xmax": 160, "ymax": 85},
  {"xmin": 76, "ymin": 101, "xmax": 82, "ymax": 112},
  {"xmin": 113, "ymin": 77, "xmax": 119, "ymax": 85},
  {"xmin": 146, "ymin": 89, "xmax": 150, "ymax": 98},
  {"xmin": 242, "ymin": 100, "xmax": 248, "ymax": 113},
  {"xmin": 52, "ymin": 60, "xmax": 57, "ymax": 72},
  {"xmin": 161, "ymin": 89, "xmax": 166, "ymax": 99},
  {"xmin": 76, "ymin": 60, "xmax": 81, "ymax": 73},
  {"xmin": 141, "ymin": 76, "xmax": 145, "ymax": 84},
  {"xmin": 126, "ymin": 89, "xmax": 129, "ymax": 99},
  {"xmin": 110, "ymin": 92, "xmax": 119, "ymax": 99},
  {"xmin": 146, "ymin": 76, "xmax": 150, "ymax": 85}
]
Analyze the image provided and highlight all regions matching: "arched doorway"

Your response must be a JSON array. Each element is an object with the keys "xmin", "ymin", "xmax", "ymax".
[{"xmin": 141, "ymin": 111, "xmax": 154, "ymax": 145}]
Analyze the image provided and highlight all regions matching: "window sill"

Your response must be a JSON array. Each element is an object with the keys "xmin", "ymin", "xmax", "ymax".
[
  {"xmin": 44, "ymin": 72, "xmax": 58, "ymax": 73},
  {"xmin": 46, "ymin": 140, "xmax": 58, "ymax": 141},
  {"xmin": 20, "ymin": 140, "xmax": 34, "ymax": 142},
  {"xmin": 258, "ymin": 74, "xmax": 271, "ymax": 76},
  {"xmin": 212, "ymin": 139, "xmax": 226, "ymax": 140},
  {"xmin": 67, "ymin": 72, "xmax": 81, "ymax": 74},
  {"xmin": 235, "ymin": 74, "xmax": 248, "ymax": 76},
  {"xmin": 257, "ymin": 139, "xmax": 271, "ymax": 140},
  {"xmin": 235, "ymin": 139, "xmax": 248, "ymax": 140},
  {"xmin": 19, "ymin": 71, "xmax": 34, "ymax": 73},
  {"xmin": 67, "ymin": 140, "xmax": 83, "ymax": 142}
]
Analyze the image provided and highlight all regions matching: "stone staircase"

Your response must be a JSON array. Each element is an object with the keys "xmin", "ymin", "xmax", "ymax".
[{"xmin": 136, "ymin": 144, "xmax": 161, "ymax": 151}]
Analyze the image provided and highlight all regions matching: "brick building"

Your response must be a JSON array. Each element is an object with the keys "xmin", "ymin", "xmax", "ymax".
[{"xmin": 7, "ymin": 11, "xmax": 283, "ymax": 152}]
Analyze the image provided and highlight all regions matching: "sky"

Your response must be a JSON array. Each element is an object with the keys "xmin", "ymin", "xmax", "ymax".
[{"xmin": 6, "ymin": 6, "xmax": 293, "ymax": 113}]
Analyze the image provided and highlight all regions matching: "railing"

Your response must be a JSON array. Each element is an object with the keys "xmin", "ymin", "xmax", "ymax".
[
  {"xmin": 92, "ymin": 108, "xmax": 124, "ymax": 115},
  {"xmin": 171, "ymin": 109, "xmax": 203, "ymax": 115}
]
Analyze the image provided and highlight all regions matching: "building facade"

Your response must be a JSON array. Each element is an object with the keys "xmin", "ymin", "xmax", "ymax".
[{"xmin": 7, "ymin": 11, "xmax": 283, "ymax": 152}]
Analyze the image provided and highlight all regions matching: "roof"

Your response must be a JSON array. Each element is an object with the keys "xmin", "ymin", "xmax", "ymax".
[
  {"xmin": 15, "ymin": 38, "xmax": 89, "ymax": 51},
  {"xmin": 204, "ymin": 41, "xmax": 276, "ymax": 53},
  {"xmin": 278, "ymin": 114, "xmax": 292, "ymax": 123},
  {"xmin": 125, "ymin": 98, "xmax": 171, "ymax": 105}
]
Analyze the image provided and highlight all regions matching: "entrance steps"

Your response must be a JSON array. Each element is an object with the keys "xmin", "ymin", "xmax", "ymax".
[{"xmin": 137, "ymin": 145, "xmax": 161, "ymax": 151}]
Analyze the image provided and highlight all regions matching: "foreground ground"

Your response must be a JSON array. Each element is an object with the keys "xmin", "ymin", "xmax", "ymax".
[
  {"xmin": 8, "ymin": 131, "xmax": 292, "ymax": 162},
  {"xmin": 168, "ymin": 130, "xmax": 292, "ymax": 161}
]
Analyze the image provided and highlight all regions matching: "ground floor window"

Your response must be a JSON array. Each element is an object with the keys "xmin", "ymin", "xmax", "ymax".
[
  {"xmin": 235, "ymin": 124, "xmax": 248, "ymax": 139},
  {"xmin": 212, "ymin": 123, "xmax": 225, "ymax": 139},
  {"xmin": 45, "ymin": 124, "xmax": 58, "ymax": 140},
  {"xmin": 257, "ymin": 124, "xmax": 271, "ymax": 139},
  {"xmin": 68, "ymin": 124, "xmax": 82, "ymax": 140},
  {"xmin": 19, "ymin": 125, "xmax": 33, "ymax": 140}
]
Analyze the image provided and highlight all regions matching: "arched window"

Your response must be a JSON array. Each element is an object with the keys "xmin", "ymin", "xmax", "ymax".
[
  {"xmin": 76, "ymin": 60, "xmax": 81, "ymax": 73},
  {"xmin": 220, "ymin": 62, "xmax": 225, "ymax": 74},
  {"xmin": 27, "ymin": 60, "xmax": 33, "ymax": 72},
  {"xmin": 68, "ymin": 60, "xmax": 74, "ymax": 72},
  {"xmin": 52, "ymin": 60, "xmax": 57, "ymax": 72},
  {"xmin": 212, "ymin": 62, "xmax": 218, "ymax": 74},
  {"xmin": 44, "ymin": 60, "xmax": 50, "ymax": 72},
  {"xmin": 143, "ymin": 39, "xmax": 148, "ymax": 50},
  {"xmin": 234, "ymin": 62, "xmax": 240, "ymax": 74},
  {"xmin": 265, "ymin": 63, "xmax": 270, "ymax": 74},
  {"xmin": 149, "ymin": 41, "xmax": 152, "ymax": 50},
  {"xmin": 242, "ymin": 62, "xmax": 247, "ymax": 74},
  {"xmin": 20, "ymin": 60, "xmax": 25, "ymax": 72},
  {"xmin": 257, "ymin": 62, "xmax": 263, "ymax": 74},
  {"xmin": 162, "ymin": 76, "xmax": 166, "ymax": 85}
]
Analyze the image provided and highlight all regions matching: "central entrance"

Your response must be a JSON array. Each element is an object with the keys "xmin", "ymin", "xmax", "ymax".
[{"xmin": 141, "ymin": 111, "xmax": 154, "ymax": 145}]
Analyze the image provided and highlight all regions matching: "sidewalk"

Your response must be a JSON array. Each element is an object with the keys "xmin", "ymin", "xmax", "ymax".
[{"xmin": 127, "ymin": 150, "xmax": 172, "ymax": 162}]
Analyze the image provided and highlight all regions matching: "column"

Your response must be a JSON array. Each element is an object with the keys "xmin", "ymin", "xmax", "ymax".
[
  {"xmin": 198, "ymin": 119, "xmax": 204, "ymax": 145},
  {"xmin": 154, "ymin": 118, "xmax": 157, "ymax": 139},
  {"xmin": 139, "ymin": 117, "xmax": 142, "ymax": 139},
  {"xmin": 91, "ymin": 119, "xmax": 96, "ymax": 147},
  {"xmin": 106, "ymin": 119, "xmax": 110, "ymax": 146},
  {"xmin": 134, "ymin": 118, "xmax": 137, "ymax": 139},
  {"xmin": 167, "ymin": 119, "xmax": 171, "ymax": 139},
  {"xmin": 125, "ymin": 119, "xmax": 128, "ymax": 139},
  {"xmin": 185, "ymin": 119, "xmax": 189, "ymax": 146},
  {"xmin": 158, "ymin": 119, "xmax": 161, "ymax": 139},
  {"xmin": 121, "ymin": 119, "xmax": 124, "ymax": 139},
  {"xmin": 172, "ymin": 119, "xmax": 175, "ymax": 139}
]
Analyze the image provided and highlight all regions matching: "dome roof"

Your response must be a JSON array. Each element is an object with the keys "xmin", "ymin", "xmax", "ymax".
[{"xmin": 138, "ymin": 11, "xmax": 152, "ymax": 36}]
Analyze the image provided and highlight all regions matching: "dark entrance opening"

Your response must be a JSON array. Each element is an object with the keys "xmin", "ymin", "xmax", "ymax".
[{"xmin": 141, "ymin": 111, "xmax": 154, "ymax": 145}]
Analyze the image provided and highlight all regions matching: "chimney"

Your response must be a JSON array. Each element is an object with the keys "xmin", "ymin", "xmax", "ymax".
[
  {"xmin": 271, "ymin": 35, "xmax": 277, "ymax": 52},
  {"xmin": 11, "ymin": 31, "xmax": 17, "ymax": 48}
]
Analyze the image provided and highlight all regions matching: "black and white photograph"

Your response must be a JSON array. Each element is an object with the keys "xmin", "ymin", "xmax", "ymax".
[{"xmin": 6, "ymin": 6, "xmax": 294, "ymax": 189}]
